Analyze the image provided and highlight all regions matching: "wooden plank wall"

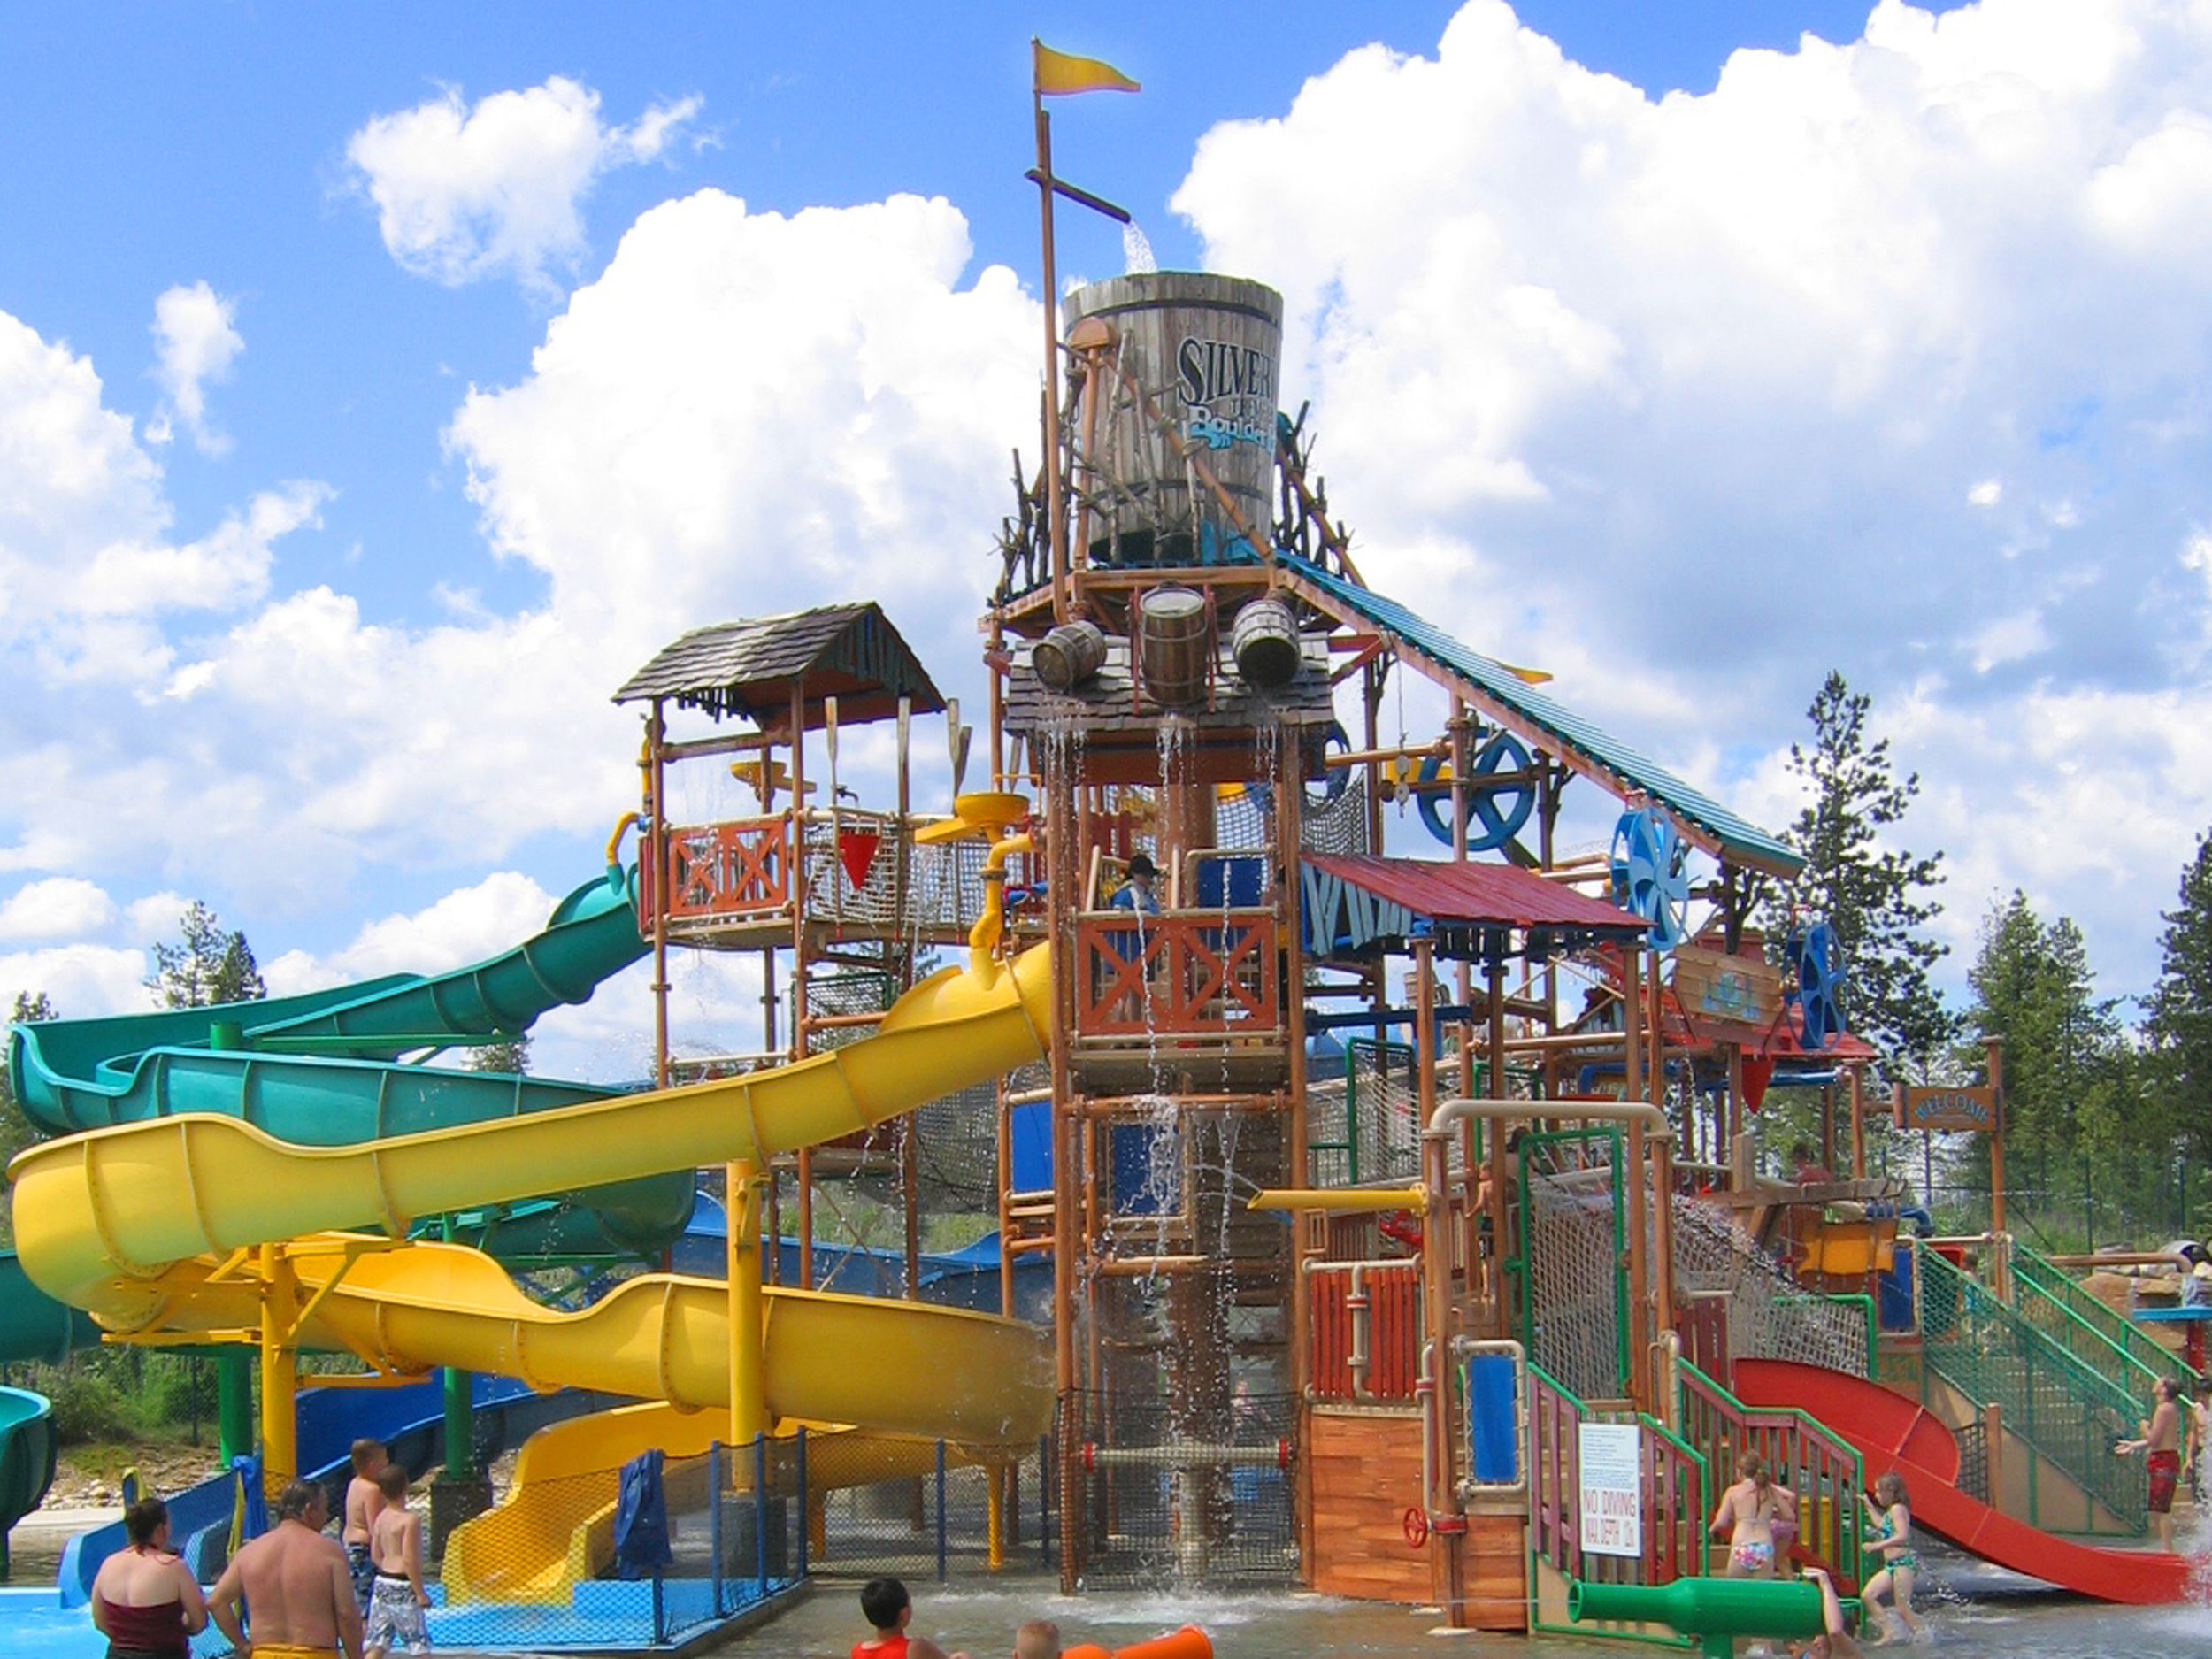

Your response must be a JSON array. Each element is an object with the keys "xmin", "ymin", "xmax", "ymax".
[{"xmin": 1309, "ymin": 1408, "xmax": 1526, "ymax": 1628}]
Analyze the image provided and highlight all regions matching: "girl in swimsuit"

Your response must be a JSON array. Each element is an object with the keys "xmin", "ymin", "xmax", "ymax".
[
  {"xmin": 1711, "ymin": 1452, "xmax": 1794, "ymax": 1578},
  {"xmin": 1859, "ymin": 1473, "xmax": 1928, "ymax": 1643},
  {"xmin": 90, "ymin": 1497, "xmax": 210, "ymax": 1659}
]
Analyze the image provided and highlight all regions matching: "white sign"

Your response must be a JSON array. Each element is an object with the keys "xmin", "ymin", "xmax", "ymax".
[{"xmin": 1578, "ymin": 1422, "xmax": 1643, "ymax": 1559}]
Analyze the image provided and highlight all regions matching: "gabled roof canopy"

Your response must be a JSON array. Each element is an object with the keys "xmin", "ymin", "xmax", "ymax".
[
  {"xmin": 614, "ymin": 602, "xmax": 946, "ymax": 729},
  {"xmin": 1302, "ymin": 852, "xmax": 1654, "ymax": 964}
]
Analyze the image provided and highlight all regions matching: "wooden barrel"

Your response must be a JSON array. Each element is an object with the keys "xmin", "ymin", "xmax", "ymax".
[
  {"xmin": 1033, "ymin": 620, "xmax": 1107, "ymax": 691},
  {"xmin": 1063, "ymin": 273, "xmax": 1282, "ymax": 568},
  {"xmin": 1138, "ymin": 588, "xmax": 1210, "ymax": 708},
  {"xmin": 1229, "ymin": 596, "xmax": 1301, "ymax": 690}
]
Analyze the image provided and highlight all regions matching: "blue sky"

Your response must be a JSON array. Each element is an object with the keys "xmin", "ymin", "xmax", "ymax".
[{"xmin": 7, "ymin": 0, "xmax": 2210, "ymax": 1078}]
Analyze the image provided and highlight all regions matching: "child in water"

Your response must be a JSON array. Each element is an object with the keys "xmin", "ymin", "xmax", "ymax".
[
  {"xmin": 1859, "ymin": 1473, "xmax": 1928, "ymax": 1643},
  {"xmin": 1711, "ymin": 1452, "xmax": 1797, "ymax": 1578},
  {"xmin": 853, "ymin": 1578, "xmax": 970, "ymax": 1659}
]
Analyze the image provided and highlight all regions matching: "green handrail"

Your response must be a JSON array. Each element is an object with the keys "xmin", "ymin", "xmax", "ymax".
[
  {"xmin": 1676, "ymin": 1359, "xmax": 1864, "ymax": 1589},
  {"xmin": 1916, "ymin": 1246, "xmax": 2148, "ymax": 1531},
  {"xmin": 2008, "ymin": 1241, "xmax": 2200, "ymax": 1390}
]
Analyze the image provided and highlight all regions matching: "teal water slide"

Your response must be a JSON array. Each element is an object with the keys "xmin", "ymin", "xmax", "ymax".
[{"xmin": 0, "ymin": 863, "xmax": 683, "ymax": 1568}]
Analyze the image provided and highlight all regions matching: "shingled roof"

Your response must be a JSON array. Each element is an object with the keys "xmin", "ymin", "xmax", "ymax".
[{"xmin": 613, "ymin": 603, "xmax": 946, "ymax": 727}]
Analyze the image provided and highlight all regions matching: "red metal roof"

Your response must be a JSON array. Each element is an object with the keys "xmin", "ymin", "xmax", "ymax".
[{"xmin": 1302, "ymin": 854, "xmax": 1649, "ymax": 935}]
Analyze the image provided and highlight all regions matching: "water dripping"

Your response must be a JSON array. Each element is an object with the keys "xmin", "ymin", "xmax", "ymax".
[{"xmin": 1122, "ymin": 219, "xmax": 1158, "ymax": 275}]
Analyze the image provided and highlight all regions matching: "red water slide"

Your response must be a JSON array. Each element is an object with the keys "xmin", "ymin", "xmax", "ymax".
[{"xmin": 1732, "ymin": 1358, "xmax": 2191, "ymax": 1606}]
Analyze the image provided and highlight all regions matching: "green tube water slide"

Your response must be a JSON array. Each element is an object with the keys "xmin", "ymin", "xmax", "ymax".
[
  {"xmin": 0, "ymin": 1385, "xmax": 58, "ymax": 1576},
  {"xmin": 1, "ymin": 863, "xmax": 694, "ymax": 1355}
]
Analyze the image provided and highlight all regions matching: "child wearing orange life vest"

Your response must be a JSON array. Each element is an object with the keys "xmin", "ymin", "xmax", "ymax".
[{"xmin": 853, "ymin": 1578, "xmax": 971, "ymax": 1659}]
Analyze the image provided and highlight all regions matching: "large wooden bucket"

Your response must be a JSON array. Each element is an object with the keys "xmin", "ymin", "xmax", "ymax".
[
  {"xmin": 1229, "ymin": 595, "xmax": 1301, "ymax": 689},
  {"xmin": 1033, "ymin": 620, "xmax": 1107, "ymax": 691},
  {"xmin": 1138, "ymin": 588, "xmax": 1210, "ymax": 707},
  {"xmin": 1064, "ymin": 273, "xmax": 1282, "ymax": 568}
]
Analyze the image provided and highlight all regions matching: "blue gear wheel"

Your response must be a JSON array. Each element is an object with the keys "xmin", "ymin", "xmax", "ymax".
[
  {"xmin": 1608, "ymin": 807, "xmax": 1691, "ymax": 952},
  {"xmin": 1414, "ymin": 732, "xmax": 1536, "ymax": 853},
  {"xmin": 1790, "ymin": 921, "xmax": 1847, "ymax": 1050}
]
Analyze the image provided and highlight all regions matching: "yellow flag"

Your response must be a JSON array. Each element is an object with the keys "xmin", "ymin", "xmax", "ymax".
[{"xmin": 1033, "ymin": 39, "xmax": 1140, "ymax": 96}]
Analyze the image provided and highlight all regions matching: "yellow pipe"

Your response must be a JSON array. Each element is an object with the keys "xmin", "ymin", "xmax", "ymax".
[
  {"xmin": 968, "ymin": 832, "xmax": 1035, "ymax": 975},
  {"xmin": 11, "ymin": 944, "xmax": 1053, "ymax": 1318},
  {"xmin": 603, "ymin": 811, "xmax": 640, "ymax": 867},
  {"xmin": 1247, "ymin": 1186, "xmax": 1427, "ymax": 1215}
]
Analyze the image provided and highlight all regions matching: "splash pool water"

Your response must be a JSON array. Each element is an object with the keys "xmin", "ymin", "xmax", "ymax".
[{"xmin": 764, "ymin": 1572, "xmax": 2212, "ymax": 1659}]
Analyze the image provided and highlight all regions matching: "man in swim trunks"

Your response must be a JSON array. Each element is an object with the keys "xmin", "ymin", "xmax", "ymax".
[
  {"xmin": 209, "ymin": 1479, "xmax": 365, "ymax": 1659},
  {"xmin": 2119, "ymin": 1376, "xmax": 2185, "ymax": 1551},
  {"xmin": 341, "ymin": 1440, "xmax": 388, "ymax": 1616}
]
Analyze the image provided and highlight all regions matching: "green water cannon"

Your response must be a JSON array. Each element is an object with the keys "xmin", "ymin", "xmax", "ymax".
[{"xmin": 1567, "ymin": 1576, "xmax": 1824, "ymax": 1659}]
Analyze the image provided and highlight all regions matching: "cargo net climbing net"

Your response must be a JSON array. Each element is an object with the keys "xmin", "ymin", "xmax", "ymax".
[
  {"xmin": 1525, "ymin": 1133, "xmax": 1632, "ymax": 1402},
  {"xmin": 1671, "ymin": 1196, "xmax": 1870, "ymax": 1379}
]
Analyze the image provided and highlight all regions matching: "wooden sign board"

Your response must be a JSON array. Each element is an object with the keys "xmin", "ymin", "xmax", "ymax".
[
  {"xmin": 1895, "ymin": 1085, "xmax": 1999, "ymax": 1134},
  {"xmin": 1670, "ymin": 945, "xmax": 1783, "ymax": 1028}
]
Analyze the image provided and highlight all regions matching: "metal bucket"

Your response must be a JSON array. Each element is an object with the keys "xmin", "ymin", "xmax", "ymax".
[
  {"xmin": 1138, "ymin": 588, "xmax": 1210, "ymax": 708},
  {"xmin": 1033, "ymin": 620, "xmax": 1107, "ymax": 691},
  {"xmin": 1063, "ymin": 273, "xmax": 1282, "ymax": 568},
  {"xmin": 1229, "ymin": 596, "xmax": 1301, "ymax": 690}
]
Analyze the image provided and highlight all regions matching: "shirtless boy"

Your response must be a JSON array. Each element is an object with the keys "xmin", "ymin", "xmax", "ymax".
[
  {"xmin": 363, "ymin": 1463, "xmax": 430, "ymax": 1658},
  {"xmin": 342, "ymin": 1440, "xmax": 389, "ymax": 1612},
  {"xmin": 2119, "ymin": 1376, "xmax": 2185, "ymax": 1551}
]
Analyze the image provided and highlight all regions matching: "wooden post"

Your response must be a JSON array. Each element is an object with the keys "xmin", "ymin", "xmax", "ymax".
[
  {"xmin": 1047, "ymin": 762, "xmax": 1081, "ymax": 1593},
  {"xmin": 1622, "ymin": 947, "xmax": 1650, "ymax": 1407},
  {"xmin": 1986, "ymin": 1037, "xmax": 2008, "ymax": 1238},
  {"xmin": 1276, "ymin": 720, "xmax": 1314, "ymax": 1582},
  {"xmin": 1033, "ymin": 96, "xmax": 1069, "ymax": 625},
  {"xmin": 897, "ymin": 698, "xmax": 920, "ymax": 1300},
  {"xmin": 1724, "ymin": 1042, "xmax": 1744, "ymax": 1181},
  {"xmin": 1848, "ymin": 1065, "xmax": 1866, "ymax": 1181},
  {"xmin": 647, "ymin": 703, "xmax": 670, "ymax": 1089},
  {"xmin": 1415, "ymin": 935, "xmax": 1465, "ymax": 1627},
  {"xmin": 1820, "ymin": 1083, "xmax": 1838, "ymax": 1177},
  {"xmin": 789, "ymin": 685, "xmax": 813, "ymax": 1289},
  {"xmin": 1488, "ymin": 961, "xmax": 1510, "ymax": 1340}
]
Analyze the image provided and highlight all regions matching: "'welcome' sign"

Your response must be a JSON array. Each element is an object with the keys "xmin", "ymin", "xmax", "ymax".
[{"xmin": 1894, "ymin": 1085, "xmax": 1999, "ymax": 1134}]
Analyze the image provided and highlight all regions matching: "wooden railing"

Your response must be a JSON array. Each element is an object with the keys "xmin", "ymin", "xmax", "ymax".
[
  {"xmin": 1675, "ymin": 1359, "xmax": 1864, "ymax": 1589},
  {"xmin": 649, "ymin": 816, "xmax": 793, "ymax": 924},
  {"xmin": 1527, "ymin": 1363, "xmax": 1708, "ymax": 1604},
  {"xmin": 1072, "ymin": 910, "xmax": 1281, "ymax": 1040},
  {"xmin": 1309, "ymin": 1260, "xmax": 1421, "ymax": 1403}
]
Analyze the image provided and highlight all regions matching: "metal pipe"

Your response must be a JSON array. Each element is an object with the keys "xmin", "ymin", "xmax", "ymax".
[
  {"xmin": 1247, "ymin": 1186, "xmax": 1425, "ymax": 1214},
  {"xmin": 1425, "ymin": 1096, "xmax": 1673, "ymax": 1144}
]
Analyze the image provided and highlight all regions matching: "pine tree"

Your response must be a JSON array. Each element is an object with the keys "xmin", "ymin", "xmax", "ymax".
[
  {"xmin": 146, "ymin": 901, "xmax": 266, "ymax": 1008},
  {"xmin": 2149, "ymin": 831, "xmax": 2212, "ymax": 1173},
  {"xmin": 0, "ymin": 990, "xmax": 58, "ymax": 1248},
  {"xmin": 468, "ymin": 1034, "xmax": 531, "ymax": 1075},
  {"xmin": 1776, "ymin": 672, "xmax": 1955, "ymax": 1071}
]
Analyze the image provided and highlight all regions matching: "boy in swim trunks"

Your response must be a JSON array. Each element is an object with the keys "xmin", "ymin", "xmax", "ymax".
[
  {"xmin": 342, "ymin": 1440, "xmax": 389, "ymax": 1614},
  {"xmin": 2119, "ymin": 1376, "xmax": 2185, "ymax": 1551},
  {"xmin": 363, "ymin": 1463, "xmax": 430, "ymax": 1658}
]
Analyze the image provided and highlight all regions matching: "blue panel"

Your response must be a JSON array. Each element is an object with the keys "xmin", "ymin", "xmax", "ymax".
[
  {"xmin": 1196, "ymin": 855, "xmax": 1266, "ymax": 908},
  {"xmin": 1111, "ymin": 1123, "xmax": 1176, "ymax": 1215},
  {"xmin": 1466, "ymin": 1354, "xmax": 1520, "ymax": 1485},
  {"xmin": 1010, "ymin": 1099, "xmax": 1053, "ymax": 1192}
]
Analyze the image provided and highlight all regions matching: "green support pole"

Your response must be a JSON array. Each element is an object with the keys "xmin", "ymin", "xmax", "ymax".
[
  {"xmin": 439, "ymin": 1214, "xmax": 474, "ymax": 1480},
  {"xmin": 216, "ymin": 1350, "xmax": 255, "ymax": 1463}
]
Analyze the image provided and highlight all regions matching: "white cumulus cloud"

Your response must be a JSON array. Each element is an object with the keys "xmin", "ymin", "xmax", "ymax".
[
  {"xmin": 1171, "ymin": 0, "xmax": 2212, "ymax": 995},
  {"xmin": 0, "ymin": 878, "xmax": 118, "ymax": 942},
  {"xmin": 346, "ymin": 77, "xmax": 703, "ymax": 291},
  {"xmin": 149, "ymin": 280, "xmax": 243, "ymax": 454}
]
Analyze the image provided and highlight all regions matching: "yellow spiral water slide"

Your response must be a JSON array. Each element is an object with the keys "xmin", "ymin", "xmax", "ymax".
[{"xmin": 7, "ymin": 940, "xmax": 1058, "ymax": 1594}]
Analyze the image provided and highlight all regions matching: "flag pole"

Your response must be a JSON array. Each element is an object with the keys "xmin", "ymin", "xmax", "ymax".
[{"xmin": 1033, "ymin": 54, "xmax": 1070, "ymax": 624}]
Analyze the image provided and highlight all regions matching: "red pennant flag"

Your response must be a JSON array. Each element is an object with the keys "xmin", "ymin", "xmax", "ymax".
[
  {"xmin": 837, "ymin": 829, "xmax": 880, "ymax": 892},
  {"xmin": 1742, "ymin": 1054, "xmax": 1777, "ymax": 1114}
]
